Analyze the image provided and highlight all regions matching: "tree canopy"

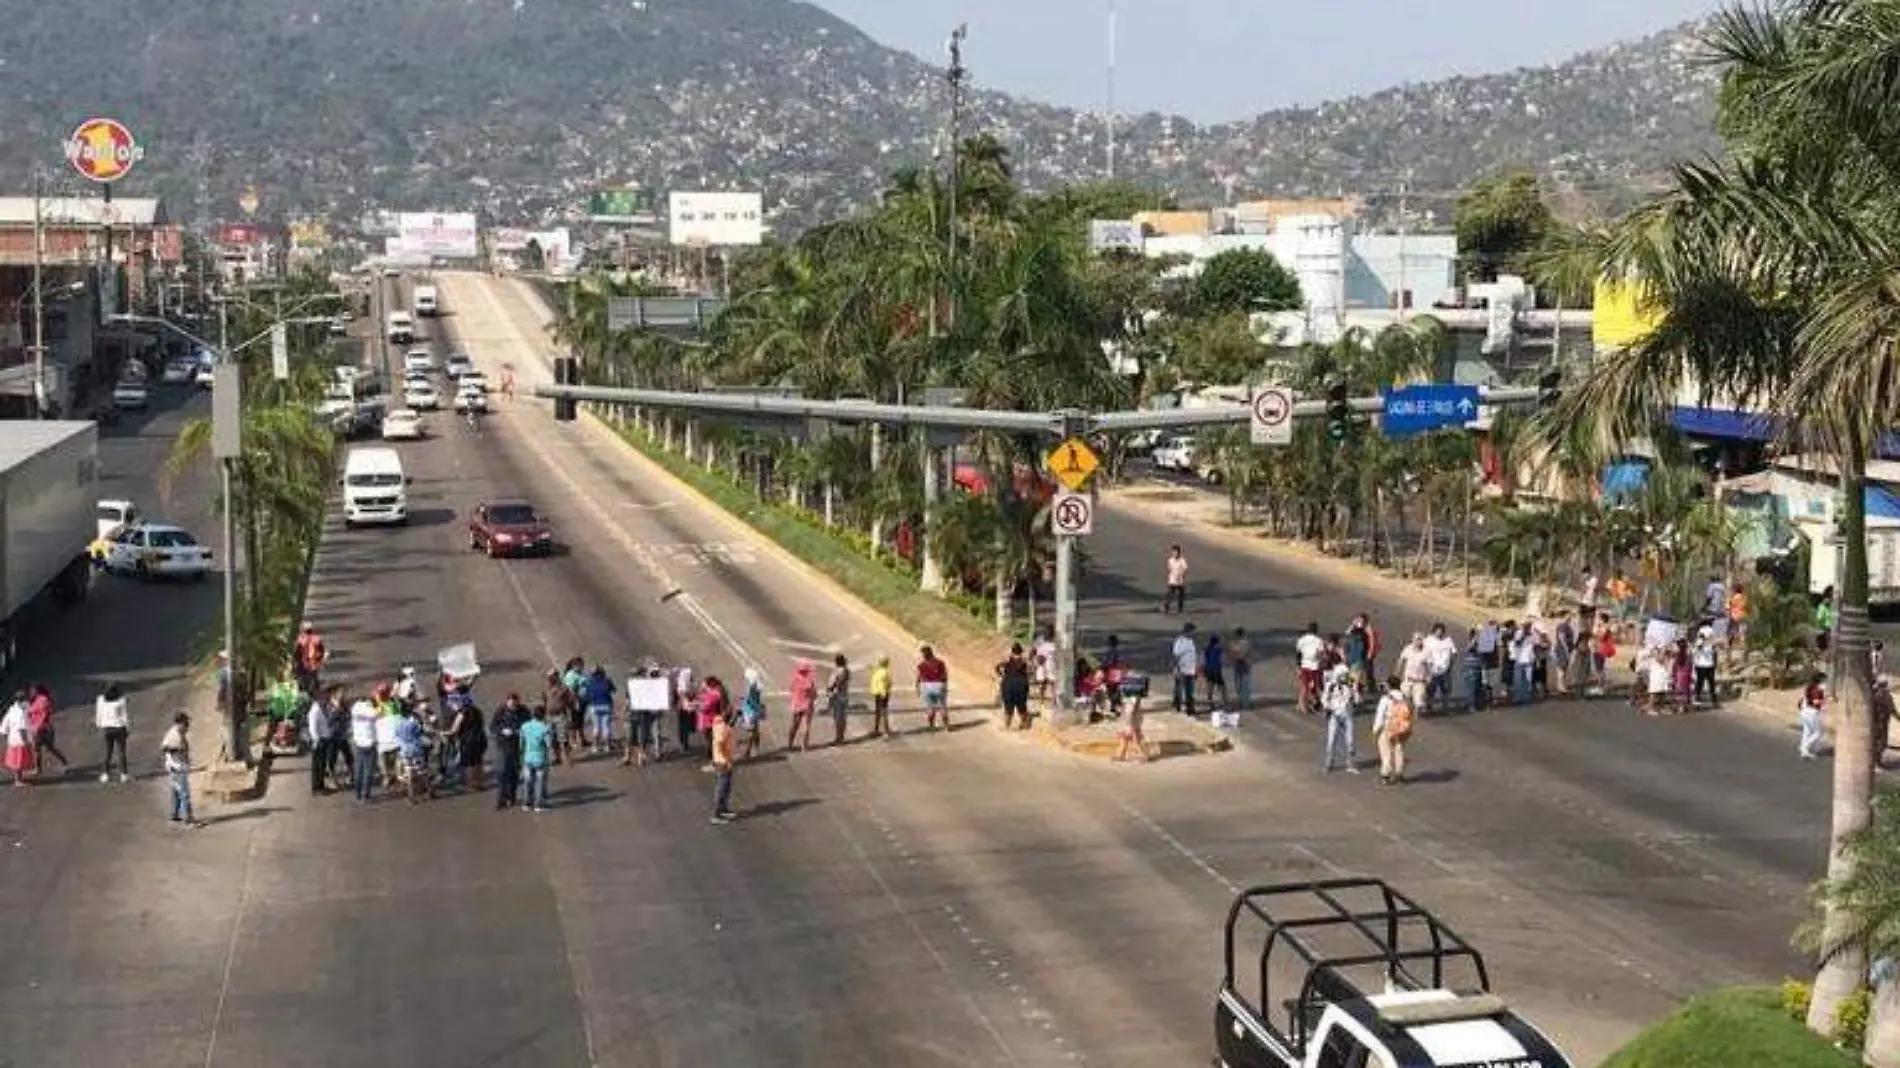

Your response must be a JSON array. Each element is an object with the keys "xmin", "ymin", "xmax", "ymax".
[
  {"xmin": 1454, "ymin": 170, "xmax": 1555, "ymax": 283},
  {"xmin": 1191, "ymin": 247, "xmax": 1303, "ymax": 315}
]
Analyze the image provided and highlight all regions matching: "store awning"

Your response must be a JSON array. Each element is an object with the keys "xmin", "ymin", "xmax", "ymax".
[{"xmin": 1670, "ymin": 406, "xmax": 1900, "ymax": 458}]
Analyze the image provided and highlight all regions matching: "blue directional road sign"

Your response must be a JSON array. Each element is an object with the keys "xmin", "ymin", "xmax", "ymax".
[{"xmin": 1380, "ymin": 385, "xmax": 1481, "ymax": 437}]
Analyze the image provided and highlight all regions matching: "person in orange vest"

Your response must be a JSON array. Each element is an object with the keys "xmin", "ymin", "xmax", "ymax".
[{"xmin": 292, "ymin": 622, "xmax": 328, "ymax": 696}]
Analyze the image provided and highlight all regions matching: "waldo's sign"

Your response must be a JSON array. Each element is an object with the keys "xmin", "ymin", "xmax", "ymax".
[{"xmin": 64, "ymin": 118, "xmax": 143, "ymax": 183}]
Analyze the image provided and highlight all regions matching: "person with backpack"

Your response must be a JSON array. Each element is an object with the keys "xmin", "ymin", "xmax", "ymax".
[{"xmin": 1373, "ymin": 675, "xmax": 1416, "ymax": 786}]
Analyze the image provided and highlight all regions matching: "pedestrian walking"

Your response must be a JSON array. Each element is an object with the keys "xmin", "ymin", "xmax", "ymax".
[
  {"xmin": 1798, "ymin": 688, "xmax": 1826, "ymax": 759},
  {"xmin": 1424, "ymin": 624, "xmax": 1457, "ymax": 712},
  {"xmin": 696, "ymin": 677, "xmax": 726, "ymax": 761},
  {"xmin": 325, "ymin": 687, "xmax": 352, "ymax": 785},
  {"xmin": 1343, "ymin": 615, "xmax": 1379, "ymax": 691},
  {"xmin": 305, "ymin": 686, "xmax": 332, "ymax": 794},
  {"xmin": 1113, "ymin": 696, "xmax": 1147, "ymax": 764},
  {"xmin": 1161, "ymin": 545, "xmax": 1188, "ymax": 614},
  {"xmin": 826, "ymin": 654, "xmax": 853, "ymax": 744},
  {"xmin": 1229, "ymin": 628, "xmax": 1254, "ymax": 710},
  {"xmin": 348, "ymin": 693, "xmax": 379, "ymax": 802},
  {"xmin": 738, "ymin": 668, "xmax": 766, "ymax": 759},
  {"xmin": 1816, "ymin": 590, "xmax": 1836, "ymax": 653},
  {"xmin": 710, "ymin": 708, "xmax": 737, "ymax": 824},
  {"xmin": 1397, "ymin": 633, "xmax": 1430, "ymax": 712},
  {"xmin": 1462, "ymin": 630, "xmax": 1487, "ymax": 710},
  {"xmin": 555, "ymin": 662, "xmax": 585, "ymax": 763},
  {"xmin": 292, "ymin": 621, "xmax": 327, "ymax": 696},
  {"xmin": 1693, "ymin": 627, "xmax": 1721, "ymax": 707},
  {"xmin": 96, "ymin": 683, "xmax": 132, "ymax": 784},
  {"xmin": 916, "ymin": 646, "xmax": 950, "ymax": 730},
  {"xmin": 27, "ymin": 684, "xmax": 68, "ymax": 779},
  {"xmin": 868, "ymin": 655, "xmax": 894, "ymax": 738},
  {"xmin": 584, "ymin": 665, "xmax": 616, "ymax": 756},
  {"xmin": 491, "ymin": 695, "xmax": 525, "ymax": 810},
  {"xmin": 1171, "ymin": 623, "xmax": 1199, "ymax": 716},
  {"xmin": 1032, "ymin": 628, "xmax": 1057, "ymax": 709},
  {"xmin": 787, "ymin": 660, "xmax": 817, "ymax": 751},
  {"xmin": 673, "ymin": 664, "xmax": 699, "ymax": 756},
  {"xmin": 2, "ymin": 695, "xmax": 31, "ymax": 788},
  {"xmin": 1373, "ymin": 675, "xmax": 1415, "ymax": 786},
  {"xmin": 1295, "ymin": 623, "xmax": 1325, "ymax": 715},
  {"xmin": 996, "ymin": 644, "xmax": 1033, "ymax": 730},
  {"xmin": 1508, "ymin": 625, "xmax": 1536, "ymax": 706},
  {"xmin": 520, "ymin": 705, "xmax": 553, "ymax": 811},
  {"xmin": 444, "ymin": 693, "xmax": 487, "ymax": 791},
  {"xmin": 161, "ymin": 713, "xmax": 200, "ymax": 827},
  {"xmin": 1202, "ymin": 632, "xmax": 1228, "ymax": 710},
  {"xmin": 1551, "ymin": 612, "xmax": 1577, "ymax": 696},
  {"xmin": 374, "ymin": 687, "xmax": 402, "ymax": 794},
  {"xmin": 1671, "ymin": 638, "xmax": 1695, "ymax": 713},
  {"xmin": 1321, "ymin": 665, "xmax": 1359, "ymax": 774},
  {"xmin": 1476, "ymin": 619, "xmax": 1501, "ymax": 703}
]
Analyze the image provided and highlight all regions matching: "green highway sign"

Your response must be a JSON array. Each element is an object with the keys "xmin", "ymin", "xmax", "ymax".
[{"xmin": 589, "ymin": 188, "xmax": 656, "ymax": 222}]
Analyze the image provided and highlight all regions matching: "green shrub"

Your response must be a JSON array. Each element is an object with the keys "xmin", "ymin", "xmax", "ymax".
[
  {"xmin": 1834, "ymin": 986, "xmax": 1871, "ymax": 1052},
  {"xmin": 1601, "ymin": 987, "xmax": 1856, "ymax": 1068},
  {"xmin": 1782, "ymin": 978, "xmax": 1812, "ymax": 1021}
]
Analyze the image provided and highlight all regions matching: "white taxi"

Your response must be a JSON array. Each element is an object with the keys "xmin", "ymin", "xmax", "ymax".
[
  {"xmin": 403, "ymin": 382, "xmax": 441, "ymax": 410},
  {"xmin": 452, "ymin": 382, "xmax": 489, "ymax": 413},
  {"xmin": 101, "ymin": 523, "xmax": 214, "ymax": 581},
  {"xmin": 382, "ymin": 409, "xmax": 426, "ymax": 441}
]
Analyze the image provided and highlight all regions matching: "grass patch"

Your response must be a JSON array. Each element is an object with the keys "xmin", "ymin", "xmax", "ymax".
[
  {"xmin": 1601, "ymin": 988, "xmax": 1857, "ymax": 1068},
  {"xmin": 607, "ymin": 419, "xmax": 1010, "ymax": 654}
]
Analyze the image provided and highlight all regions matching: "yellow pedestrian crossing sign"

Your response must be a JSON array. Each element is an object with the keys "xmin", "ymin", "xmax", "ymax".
[{"xmin": 1045, "ymin": 437, "xmax": 1101, "ymax": 491}]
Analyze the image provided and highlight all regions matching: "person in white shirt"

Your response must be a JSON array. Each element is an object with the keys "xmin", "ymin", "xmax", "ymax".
[
  {"xmin": 1372, "ymin": 676, "xmax": 1416, "ymax": 785},
  {"xmin": 1423, "ymin": 624, "xmax": 1458, "ymax": 711},
  {"xmin": 1032, "ymin": 628, "xmax": 1057, "ymax": 706},
  {"xmin": 348, "ymin": 697, "xmax": 380, "ymax": 802},
  {"xmin": 1295, "ymin": 623, "xmax": 1326, "ymax": 715},
  {"xmin": 95, "ymin": 683, "xmax": 131, "ymax": 784},
  {"xmin": 1170, "ymin": 623, "xmax": 1200, "ymax": 716},
  {"xmin": 1321, "ymin": 665, "xmax": 1359, "ymax": 773},
  {"xmin": 1396, "ymin": 634, "xmax": 1431, "ymax": 712},
  {"xmin": 1509, "ymin": 625, "xmax": 1537, "ymax": 705},
  {"xmin": 306, "ymin": 690, "xmax": 333, "ymax": 794},
  {"xmin": 1161, "ymin": 545, "xmax": 1189, "ymax": 615},
  {"xmin": 161, "ymin": 713, "xmax": 198, "ymax": 826},
  {"xmin": 1692, "ymin": 626, "xmax": 1721, "ymax": 708},
  {"xmin": 2, "ymin": 696, "xmax": 32, "ymax": 787},
  {"xmin": 375, "ymin": 705, "xmax": 402, "ymax": 790}
]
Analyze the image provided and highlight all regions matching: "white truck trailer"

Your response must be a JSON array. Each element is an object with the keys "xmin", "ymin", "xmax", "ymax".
[{"xmin": 0, "ymin": 422, "xmax": 98, "ymax": 676}]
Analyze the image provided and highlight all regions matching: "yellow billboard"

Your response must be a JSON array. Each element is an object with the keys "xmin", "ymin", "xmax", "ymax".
[
  {"xmin": 289, "ymin": 217, "xmax": 330, "ymax": 250},
  {"xmin": 1593, "ymin": 277, "xmax": 1662, "ymax": 352}
]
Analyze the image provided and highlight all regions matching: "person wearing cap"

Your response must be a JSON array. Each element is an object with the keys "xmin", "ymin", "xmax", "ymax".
[
  {"xmin": 1692, "ymin": 625, "xmax": 1721, "ymax": 708},
  {"xmin": 1320, "ymin": 663, "xmax": 1359, "ymax": 774},
  {"xmin": 292, "ymin": 622, "xmax": 327, "ymax": 696},
  {"xmin": 161, "ymin": 712, "xmax": 200, "ymax": 826}
]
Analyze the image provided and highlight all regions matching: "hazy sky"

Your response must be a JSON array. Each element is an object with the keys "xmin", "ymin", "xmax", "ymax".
[{"xmin": 810, "ymin": 0, "xmax": 1730, "ymax": 122}]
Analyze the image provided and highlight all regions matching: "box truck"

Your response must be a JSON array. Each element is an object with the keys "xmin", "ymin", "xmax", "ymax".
[
  {"xmin": 0, "ymin": 422, "xmax": 98, "ymax": 676},
  {"xmin": 413, "ymin": 285, "xmax": 439, "ymax": 317}
]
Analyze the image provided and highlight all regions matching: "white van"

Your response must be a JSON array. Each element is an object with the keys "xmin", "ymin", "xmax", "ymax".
[
  {"xmin": 340, "ymin": 447, "xmax": 409, "ymax": 527},
  {"xmin": 413, "ymin": 285, "xmax": 439, "ymax": 317},
  {"xmin": 386, "ymin": 312, "xmax": 415, "ymax": 344}
]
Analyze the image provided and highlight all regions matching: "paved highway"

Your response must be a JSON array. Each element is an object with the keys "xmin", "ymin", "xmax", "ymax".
[{"xmin": 0, "ymin": 273, "xmax": 1823, "ymax": 1068}]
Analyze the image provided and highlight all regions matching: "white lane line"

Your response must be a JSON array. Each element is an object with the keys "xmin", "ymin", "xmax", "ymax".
[{"xmin": 199, "ymin": 821, "xmax": 263, "ymax": 1068}]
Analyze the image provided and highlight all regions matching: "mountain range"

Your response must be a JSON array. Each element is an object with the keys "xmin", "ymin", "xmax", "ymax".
[{"xmin": 0, "ymin": 0, "xmax": 1724, "ymax": 231}]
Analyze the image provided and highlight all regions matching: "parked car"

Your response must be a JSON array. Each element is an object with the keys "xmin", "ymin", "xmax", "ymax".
[
  {"xmin": 159, "ymin": 360, "xmax": 195, "ymax": 384},
  {"xmin": 468, "ymin": 500, "xmax": 554, "ymax": 558},
  {"xmin": 100, "ymin": 522, "xmax": 214, "ymax": 581},
  {"xmin": 1151, "ymin": 435, "xmax": 1196, "ymax": 471},
  {"xmin": 194, "ymin": 365, "xmax": 216, "ymax": 389},
  {"xmin": 381, "ymin": 409, "xmax": 426, "ymax": 441}
]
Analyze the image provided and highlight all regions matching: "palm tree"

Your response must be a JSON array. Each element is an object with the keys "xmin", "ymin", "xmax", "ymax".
[{"xmin": 1527, "ymin": 1, "xmax": 1900, "ymax": 1036}]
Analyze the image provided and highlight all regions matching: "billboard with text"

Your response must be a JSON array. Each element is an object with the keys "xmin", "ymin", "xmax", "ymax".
[
  {"xmin": 589, "ymin": 188, "xmax": 657, "ymax": 224},
  {"xmin": 396, "ymin": 212, "xmax": 479, "ymax": 258},
  {"xmin": 667, "ymin": 192, "xmax": 763, "ymax": 247}
]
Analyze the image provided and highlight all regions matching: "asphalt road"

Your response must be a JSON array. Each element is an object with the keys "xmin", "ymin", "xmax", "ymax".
[{"xmin": 0, "ymin": 274, "xmax": 1827, "ymax": 1068}]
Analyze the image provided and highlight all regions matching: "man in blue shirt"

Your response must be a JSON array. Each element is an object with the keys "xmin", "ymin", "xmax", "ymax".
[
  {"xmin": 519, "ymin": 706, "xmax": 554, "ymax": 812},
  {"xmin": 393, "ymin": 709, "xmax": 432, "ymax": 803}
]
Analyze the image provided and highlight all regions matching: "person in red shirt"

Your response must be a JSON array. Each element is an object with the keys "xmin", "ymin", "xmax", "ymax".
[
  {"xmin": 915, "ymin": 646, "xmax": 950, "ymax": 731},
  {"xmin": 28, "ymin": 683, "xmax": 68, "ymax": 779}
]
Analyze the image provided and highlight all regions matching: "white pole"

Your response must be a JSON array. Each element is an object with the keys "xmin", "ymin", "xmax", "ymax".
[
  {"xmin": 31, "ymin": 168, "xmax": 46, "ymax": 418},
  {"xmin": 1054, "ymin": 533, "xmax": 1077, "ymax": 724},
  {"xmin": 1105, "ymin": 1, "xmax": 1118, "ymax": 181},
  {"xmin": 1397, "ymin": 177, "xmax": 1409, "ymax": 319}
]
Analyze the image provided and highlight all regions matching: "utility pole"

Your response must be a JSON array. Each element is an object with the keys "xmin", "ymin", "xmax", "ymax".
[
  {"xmin": 217, "ymin": 293, "xmax": 241, "ymax": 763},
  {"xmin": 1397, "ymin": 174, "xmax": 1410, "ymax": 320},
  {"xmin": 30, "ymin": 166, "xmax": 46, "ymax": 418},
  {"xmin": 919, "ymin": 24, "xmax": 969, "ymax": 597},
  {"xmin": 946, "ymin": 22, "xmax": 967, "ymax": 325}
]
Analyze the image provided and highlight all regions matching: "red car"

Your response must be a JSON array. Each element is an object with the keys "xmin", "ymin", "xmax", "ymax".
[{"xmin": 468, "ymin": 500, "xmax": 554, "ymax": 557}]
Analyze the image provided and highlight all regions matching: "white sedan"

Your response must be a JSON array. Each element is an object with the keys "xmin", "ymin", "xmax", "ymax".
[
  {"xmin": 453, "ymin": 385, "xmax": 489, "ymax": 413},
  {"xmin": 101, "ymin": 523, "xmax": 214, "ymax": 581},
  {"xmin": 112, "ymin": 382, "xmax": 149, "ymax": 410},
  {"xmin": 194, "ymin": 366, "xmax": 215, "ymax": 389},
  {"xmin": 403, "ymin": 349, "xmax": 434, "ymax": 374},
  {"xmin": 159, "ymin": 360, "xmax": 195, "ymax": 384},
  {"xmin": 403, "ymin": 382, "xmax": 441, "ymax": 410},
  {"xmin": 382, "ymin": 409, "xmax": 426, "ymax": 441}
]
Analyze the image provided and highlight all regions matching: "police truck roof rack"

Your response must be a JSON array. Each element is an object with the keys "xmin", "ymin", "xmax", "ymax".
[{"xmin": 1223, "ymin": 877, "xmax": 1493, "ymax": 1055}]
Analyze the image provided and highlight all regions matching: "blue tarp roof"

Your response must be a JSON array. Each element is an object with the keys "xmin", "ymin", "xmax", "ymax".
[
  {"xmin": 1601, "ymin": 460, "xmax": 1650, "ymax": 501},
  {"xmin": 1669, "ymin": 406, "xmax": 1900, "ymax": 458},
  {"xmin": 1871, "ymin": 485, "xmax": 1900, "ymax": 520}
]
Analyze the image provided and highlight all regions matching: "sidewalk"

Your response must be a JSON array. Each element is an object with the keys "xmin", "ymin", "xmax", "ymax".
[{"xmin": 1099, "ymin": 479, "xmax": 1809, "ymax": 738}]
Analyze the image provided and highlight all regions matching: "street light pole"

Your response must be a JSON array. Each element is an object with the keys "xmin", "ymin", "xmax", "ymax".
[{"xmin": 217, "ymin": 294, "xmax": 241, "ymax": 762}]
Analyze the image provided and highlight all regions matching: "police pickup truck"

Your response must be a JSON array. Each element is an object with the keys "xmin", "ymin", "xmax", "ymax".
[{"xmin": 1216, "ymin": 878, "xmax": 1572, "ymax": 1068}]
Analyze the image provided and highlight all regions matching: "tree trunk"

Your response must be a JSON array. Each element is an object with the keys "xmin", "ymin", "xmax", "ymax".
[
  {"xmin": 1866, "ymin": 976, "xmax": 1900, "ymax": 1068},
  {"xmin": 1810, "ymin": 457, "xmax": 1878, "ymax": 1038},
  {"xmin": 869, "ymin": 424, "xmax": 885, "ymax": 558},
  {"xmin": 994, "ymin": 560, "xmax": 1013, "ymax": 634},
  {"xmin": 920, "ymin": 439, "xmax": 946, "ymax": 595},
  {"xmin": 823, "ymin": 482, "xmax": 836, "ymax": 527}
]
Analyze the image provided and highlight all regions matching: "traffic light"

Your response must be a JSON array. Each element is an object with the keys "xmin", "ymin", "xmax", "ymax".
[
  {"xmin": 553, "ymin": 356, "xmax": 578, "ymax": 422},
  {"xmin": 1325, "ymin": 381, "xmax": 1351, "ymax": 443},
  {"xmin": 1537, "ymin": 369, "xmax": 1562, "ymax": 410}
]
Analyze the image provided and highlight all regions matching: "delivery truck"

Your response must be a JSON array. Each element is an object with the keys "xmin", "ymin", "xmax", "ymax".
[{"xmin": 0, "ymin": 422, "xmax": 98, "ymax": 677}]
